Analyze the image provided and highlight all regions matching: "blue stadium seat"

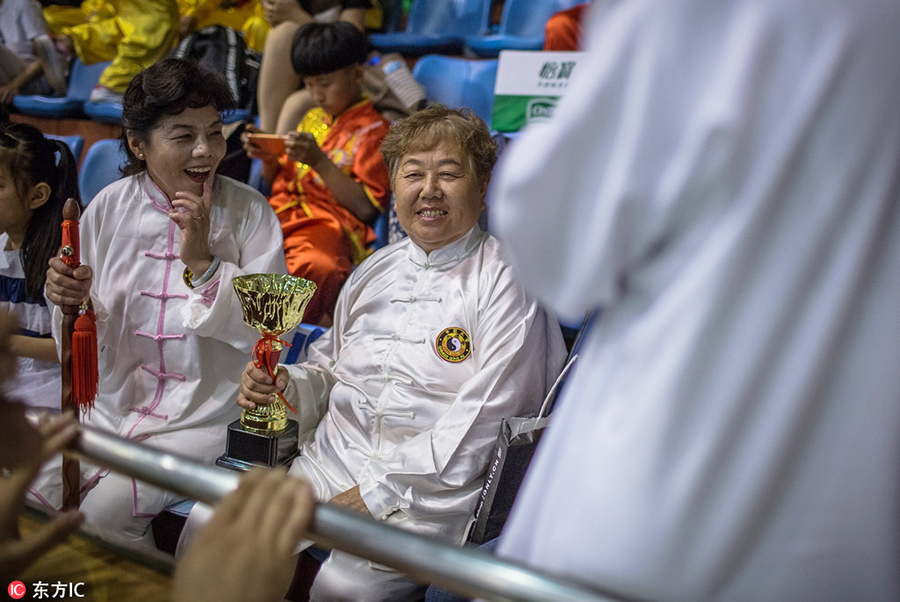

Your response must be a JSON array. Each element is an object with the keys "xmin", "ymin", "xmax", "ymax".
[
  {"xmin": 84, "ymin": 91, "xmax": 251, "ymax": 126},
  {"xmin": 222, "ymin": 108, "xmax": 252, "ymax": 124},
  {"xmin": 12, "ymin": 60, "xmax": 108, "ymax": 118},
  {"xmin": 47, "ymin": 134, "xmax": 85, "ymax": 166},
  {"xmin": 82, "ymin": 97, "xmax": 123, "ymax": 125},
  {"xmin": 372, "ymin": 210, "xmax": 390, "ymax": 251},
  {"xmin": 247, "ymin": 157, "xmax": 268, "ymax": 195},
  {"xmin": 412, "ymin": 55, "xmax": 498, "ymax": 126},
  {"xmin": 369, "ymin": 0, "xmax": 491, "ymax": 56},
  {"xmin": 283, "ymin": 323, "xmax": 327, "ymax": 365},
  {"xmin": 464, "ymin": 0, "xmax": 587, "ymax": 57},
  {"xmin": 78, "ymin": 139, "xmax": 127, "ymax": 204}
]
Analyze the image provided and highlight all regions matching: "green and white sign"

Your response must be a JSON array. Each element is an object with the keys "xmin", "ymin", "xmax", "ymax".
[{"xmin": 492, "ymin": 50, "xmax": 585, "ymax": 133}]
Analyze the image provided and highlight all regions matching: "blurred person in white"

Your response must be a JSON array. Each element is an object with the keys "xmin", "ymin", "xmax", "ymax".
[{"xmin": 491, "ymin": 0, "xmax": 900, "ymax": 600}]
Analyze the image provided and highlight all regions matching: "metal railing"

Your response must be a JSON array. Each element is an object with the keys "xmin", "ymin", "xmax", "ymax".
[{"xmin": 68, "ymin": 425, "xmax": 622, "ymax": 602}]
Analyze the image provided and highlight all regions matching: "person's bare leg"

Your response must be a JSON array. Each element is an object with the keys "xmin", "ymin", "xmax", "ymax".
[
  {"xmin": 275, "ymin": 88, "xmax": 315, "ymax": 134},
  {"xmin": 257, "ymin": 21, "xmax": 301, "ymax": 133}
]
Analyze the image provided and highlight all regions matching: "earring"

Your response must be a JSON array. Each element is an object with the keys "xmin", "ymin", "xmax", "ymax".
[{"xmin": 138, "ymin": 152, "xmax": 145, "ymax": 160}]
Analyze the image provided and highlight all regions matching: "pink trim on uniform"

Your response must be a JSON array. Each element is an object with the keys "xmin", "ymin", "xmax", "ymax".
[
  {"xmin": 197, "ymin": 277, "xmax": 221, "ymax": 306},
  {"xmin": 27, "ymin": 487, "xmax": 58, "ymax": 511}
]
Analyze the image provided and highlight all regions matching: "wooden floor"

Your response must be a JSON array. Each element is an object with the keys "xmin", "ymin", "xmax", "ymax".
[{"xmin": 19, "ymin": 511, "xmax": 172, "ymax": 601}]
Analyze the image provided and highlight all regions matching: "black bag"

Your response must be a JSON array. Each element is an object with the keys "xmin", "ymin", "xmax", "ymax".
[
  {"xmin": 467, "ymin": 355, "xmax": 580, "ymax": 545},
  {"xmin": 171, "ymin": 25, "xmax": 260, "ymax": 114}
]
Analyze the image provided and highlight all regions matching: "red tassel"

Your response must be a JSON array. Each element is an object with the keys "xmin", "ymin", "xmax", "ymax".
[
  {"xmin": 72, "ymin": 310, "xmax": 98, "ymax": 412},
  {"xmin": 252, "ymin": 334, "xmax": 296, "ymax": 413}
]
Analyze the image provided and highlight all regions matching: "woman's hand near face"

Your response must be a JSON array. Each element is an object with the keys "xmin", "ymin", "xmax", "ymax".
[
  {"xmin": 285, "ymin": 132, "xmax": 328, "ymax": 171},
  {"xmin": 45, "ymin": 257, "xmax": 93, "ymax": 308},
  {"xmin": 170, "ymin": 178, "xmax": 214, "ymax": 276}
]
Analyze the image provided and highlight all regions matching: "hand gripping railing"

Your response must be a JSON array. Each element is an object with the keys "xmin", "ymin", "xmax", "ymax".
[{"xmin": 67, "ymin": 425, "xmax": 622, "ymax": 602}]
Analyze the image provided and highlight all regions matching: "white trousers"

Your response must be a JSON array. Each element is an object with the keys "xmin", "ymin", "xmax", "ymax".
[
  {"xmin": 28, "ymin": 452, "xmax": 182, "ymax": 546},
  {"xmin": 310, "ymin": 550, "xmax": 426, "ymax": 602},
  {"xmin": 179, "ymin": 502, "xmax": 426, "ymax": 601}
]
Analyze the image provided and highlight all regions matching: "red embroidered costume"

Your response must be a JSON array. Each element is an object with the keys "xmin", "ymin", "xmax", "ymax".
[{"xmin": 268, "ymin": 99, "xmax": 391, "ymax": 324}]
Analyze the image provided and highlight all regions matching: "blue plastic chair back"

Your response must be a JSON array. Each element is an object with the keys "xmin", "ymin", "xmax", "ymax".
[
  {"xmin": 79, "ymin": 139, "xmax": 128, "ymax": 204},
  {"xmin": 372, "ymin": 210, "xmax": 389, "ymax": 251},
  {"xmin": 406, "ymin": 0, "xmax": 486, "ymax": 35},
  {"xmin": 284, "ymin": 324, "xmax": 328, "ymax": 365},
  {"xmin": 46, "ymin": 134, "xmax": 85, "ymax": 166},
  {"xmin": 12, "ymin": 60, "xmax": 108, "ymax": 118},
  {"xmin": 83, "ymin": 100, "xmax": 123, "ymax": 125},
  {"xmin": 369, "ymin": 0, "xmax": 491, "ymax": 55},
  {"xmin": 412, "ymin": 55, "xmax": 498, "ymax": 126},
  {"xmin": 67, "ymin": 60, "xmax": 108, "ymax": 102},
  {"xmin": 466, "ymin": 0, "xmax": 587, "ymax": 56},
  {"xmin": 84, "ymin": 96, "xmax": 248, "ymax": 125},
  {"xmin": 221, "ymin": 108, "xmax": 251, "ymax": 124}
]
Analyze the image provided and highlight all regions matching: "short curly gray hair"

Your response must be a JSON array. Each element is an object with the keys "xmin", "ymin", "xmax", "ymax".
[{"xmin": 381, "ymin": 104, "xmax": 498, "ymax": 188}]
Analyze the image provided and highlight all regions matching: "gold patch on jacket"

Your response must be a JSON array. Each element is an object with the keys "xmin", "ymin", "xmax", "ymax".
[{"xmin": 435, "ymin": 327, "xmax": 471, "ymax": 363}]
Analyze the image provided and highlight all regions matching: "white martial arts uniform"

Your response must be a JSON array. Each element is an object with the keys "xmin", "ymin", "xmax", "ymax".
[
  {"xmin": 0, "ymin": 234, "xmax": 59, "ymax": 409},
  {"xmin": 31, "ymin": 173, "xmax": 287, "ymax": 542},
  {"xmin": 194, "ymin": 225, "xmax": 564, "ymax": 601},
  {"xmin": 491, "ymin": 1, "xmax": 900, "ymax": 601}
]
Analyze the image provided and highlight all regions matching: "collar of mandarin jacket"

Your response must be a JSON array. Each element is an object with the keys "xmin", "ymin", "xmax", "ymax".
[{"xmin": 406, "ymin": 225, "xmax": 486, "ymax": 269}]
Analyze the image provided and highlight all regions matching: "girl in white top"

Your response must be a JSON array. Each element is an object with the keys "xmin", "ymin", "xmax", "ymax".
[{"xmin": 0, "ymin": 122, "xmax": 80, "ymax": 410}]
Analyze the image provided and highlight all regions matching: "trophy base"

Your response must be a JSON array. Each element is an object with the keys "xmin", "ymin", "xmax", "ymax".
[{"xmin": 216, "ymin": 419, "xmax": 300, "ymax": 471}]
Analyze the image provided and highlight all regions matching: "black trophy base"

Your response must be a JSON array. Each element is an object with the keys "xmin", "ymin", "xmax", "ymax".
[{"xmin": 216, "ymin": 418, "xmax": 300, "ymax": 471}]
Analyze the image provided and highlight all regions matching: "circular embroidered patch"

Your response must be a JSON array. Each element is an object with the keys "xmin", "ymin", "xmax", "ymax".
[{"xmin": 435, "ymin": 327, "xmax": 472, "ymax": 363}]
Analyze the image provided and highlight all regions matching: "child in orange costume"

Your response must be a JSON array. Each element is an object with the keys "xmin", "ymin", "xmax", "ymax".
[
  {"xmin": 244, "ymin": 21, "xmax": 390, "ymax": 325},
  {"xmin": 543, "ymin": 3, "xmax": 589, "ymax": 51}
]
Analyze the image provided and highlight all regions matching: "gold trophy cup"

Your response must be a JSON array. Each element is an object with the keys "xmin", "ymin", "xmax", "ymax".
[{"xmin": 216, "ymin": 274, "xmax": 317, "ymax": 470}]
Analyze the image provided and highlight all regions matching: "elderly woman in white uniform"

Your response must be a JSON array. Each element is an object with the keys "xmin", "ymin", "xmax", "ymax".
[
  {"xmin": 234, "ymin": 104, "xmax": 567, "ymax": 601},
  {"xmin": 37, "ymin": 58, "xmax": 287, "ymax": 545}
]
